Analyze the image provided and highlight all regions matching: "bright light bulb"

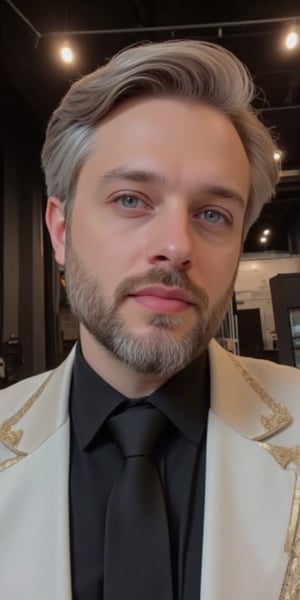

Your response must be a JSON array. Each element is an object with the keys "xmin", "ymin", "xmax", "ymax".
[
  {"xmin": 260, "ymin": 236, "xmax": 267, "ymax": 244},
  {"xmin": 273, "ymin": 151, "xmax": 282, "ymax": 162},
  {"xmin": 60, "ymin": 45, "xmax": 74, "ymax": 63},
  {"xmin": 285, "ymin": 31, "xmax": 299, "ymax": 49},
  {"xmin": 263, "ymin": 229, "xmax": 270, "ymax": 236}
]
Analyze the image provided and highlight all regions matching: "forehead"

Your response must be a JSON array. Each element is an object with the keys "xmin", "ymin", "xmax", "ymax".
[
  {"xmin": 97, "ymin": 96, "xmax": 245, "ymax": 151},
  {"xmin": 80, "ymin": 97, "xmax": 250, "ymax": 196}
]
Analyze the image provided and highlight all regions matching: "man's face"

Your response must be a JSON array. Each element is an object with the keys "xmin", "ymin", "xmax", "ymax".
[{"xmin": 48, "ymin": 97, "xmax": 250, "ymax": 376}]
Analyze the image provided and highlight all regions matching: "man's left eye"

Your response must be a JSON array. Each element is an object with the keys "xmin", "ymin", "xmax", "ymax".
[
  {"xmin": 117, "ymin": 194, "xmax": 143, "ymax": 209},
  {"xmin": 199, "ymin": 209, "xmax": 227, "ymax": 224}
]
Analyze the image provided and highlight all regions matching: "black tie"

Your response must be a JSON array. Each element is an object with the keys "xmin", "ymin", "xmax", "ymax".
[{"xmin": 104, "ymin": 406, "xmax": 173, "ymax": 600}]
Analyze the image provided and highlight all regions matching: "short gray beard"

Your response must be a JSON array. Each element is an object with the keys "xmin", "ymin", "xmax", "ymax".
[{"xmin": 64, "ymin": 239, "xmax": 235, "ymax": 377}]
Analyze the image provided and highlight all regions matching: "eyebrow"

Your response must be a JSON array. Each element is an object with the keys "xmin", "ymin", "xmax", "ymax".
[
  {"xmin": 96, "ymin": 167, "xmax": 166, "ymax": 187},
  {"xmin": 96, "ymin": 166, "xmax": 246, "ymax": 208},
  {"xmin": 203, "ymin": 185, "xmax": 246, "ymax": 209}
]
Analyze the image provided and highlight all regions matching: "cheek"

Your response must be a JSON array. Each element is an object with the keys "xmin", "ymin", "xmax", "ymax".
[
  {"xmin": 71, "ymin": 205, "xmax": 145, "ymax": 273},
  {"xmin": 70, "ymin": 222, "xmax": 131, "ymax": 294},
  {"xmin": 71, "ymin": 209, "xmax": 107, "ymax": 263},
  {"xmin": 196, "ymin": 245, "xmax": 240, "ymax": 295}
]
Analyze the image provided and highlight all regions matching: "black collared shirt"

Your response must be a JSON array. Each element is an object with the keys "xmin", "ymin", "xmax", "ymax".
[{"xmin": 69, "ymin": 345, "xmax": 210, "ymax": 600}]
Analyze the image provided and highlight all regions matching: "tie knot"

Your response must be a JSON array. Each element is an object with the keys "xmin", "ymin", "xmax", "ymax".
[{"xmin": 108, "ymin": 406, "xmax": 166, "ymax": 458}]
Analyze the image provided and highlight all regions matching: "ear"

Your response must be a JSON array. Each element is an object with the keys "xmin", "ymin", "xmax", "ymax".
[{"xmin": 45, "ymin": 197, "xmax": 66, "ymax": 266}]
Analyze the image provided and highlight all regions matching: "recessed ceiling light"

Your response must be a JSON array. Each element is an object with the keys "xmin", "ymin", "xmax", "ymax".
[
  {"xmin": 273, "ymin": 150, "xmax": 282, "ymax": 162},
  {"xmin": 60, "ymin": 45, "xmax": 74, "ymax": 63},
  {"xmin": 285, "ymin": 30, "xmax": 299, "ymax": 50}
]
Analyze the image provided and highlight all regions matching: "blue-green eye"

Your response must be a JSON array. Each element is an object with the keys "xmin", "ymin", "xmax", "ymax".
[
  {"xmin": 117, "ymin": 194, "xmax": 143, "ymax": 209},
  {"xmin": 200, "ymin": 209, "xmax": 226, "ymax": 224}
]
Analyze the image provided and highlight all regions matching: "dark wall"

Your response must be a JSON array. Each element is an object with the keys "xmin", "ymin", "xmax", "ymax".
[
  {"xmin": 0, "ymin": 134, "xmax": 3, "ymax": 343},
  {"xmin": 2, "ymin": 76, "xmax": 46, "ymax": 378}
]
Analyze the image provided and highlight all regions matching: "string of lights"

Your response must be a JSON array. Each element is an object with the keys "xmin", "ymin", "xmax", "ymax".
[{"xmin": 4, "ymin": 0, "xmax": 300, "ymax": 65}]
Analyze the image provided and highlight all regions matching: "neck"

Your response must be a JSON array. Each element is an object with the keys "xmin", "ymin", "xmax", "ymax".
[{"xmin": 79, "ymin": 326, "xmax": 171, "ymax": 399}]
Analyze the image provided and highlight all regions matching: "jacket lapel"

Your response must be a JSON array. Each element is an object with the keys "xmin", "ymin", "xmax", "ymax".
[
  {"xmin": 0, "ymin": 346, "xmax": 75, "ymax": 458},
  {"xmin": 0, "ymin": 422, "xmax": 72, "ymax": 600},
  {"xmin": 201, "ymin": 340, "xmax": 298, "ymax": 600},
  {"xmin": 201, "ymin": 411, "xmax": 294, "ymax": 600},
  {"xmin": 0, "ymin": 348, "xmax": 75, "ymax": 599}
]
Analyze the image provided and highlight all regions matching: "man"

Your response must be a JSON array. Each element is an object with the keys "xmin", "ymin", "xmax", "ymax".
[{"xmin": 0, "ymin": 39, "xmax": 299, "ymax": 600}]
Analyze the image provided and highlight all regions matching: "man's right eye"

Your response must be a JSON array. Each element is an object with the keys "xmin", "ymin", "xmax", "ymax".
[{"xmin": 116, "ymin": 194, "xmax": 144, "ymax": 209}]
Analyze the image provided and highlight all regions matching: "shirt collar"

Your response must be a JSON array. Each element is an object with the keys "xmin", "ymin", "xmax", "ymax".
[
  {"xmin": 148, "ymin": 352, "xmax": 210, "ymax": 444},
  {"xmin": 71, "ymin": 344, "xmax": 210, "ymax": 450}
]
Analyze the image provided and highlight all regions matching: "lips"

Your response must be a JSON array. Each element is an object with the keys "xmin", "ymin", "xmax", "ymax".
[
  {"xmin": 131, "ymin": 285, "xmax": 196, "ymax": 304},
  {"xmin": 129, "ymin": 285, "xmax": 196, "ymax": 313}
]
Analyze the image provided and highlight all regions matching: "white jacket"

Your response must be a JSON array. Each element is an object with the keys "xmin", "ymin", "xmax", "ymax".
[{"xmin": 0, "ymin": 339, "xmax": 299, "ymax": 599}]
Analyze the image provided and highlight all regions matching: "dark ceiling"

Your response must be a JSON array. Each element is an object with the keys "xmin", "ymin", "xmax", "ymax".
[{"xmin": 2, "ymin": 0, "xmax": 300, "ymax": 253}]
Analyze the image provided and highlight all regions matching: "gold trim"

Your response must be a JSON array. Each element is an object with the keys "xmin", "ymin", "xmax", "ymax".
[
  {"xmin": 0, "ymin": 372, "xmax": 54, "ymax": 450},
  {"xmin": 258, "ymin": 444, "xmax": 300, "ymax": 599},
  {"xmin": 259, "ymin": 443, "xmax": 300, "ymax": 470},
  {"xmin": 281, "ymin": 539, "xmax": 300, "ymax": 600},
  {"xmin": 285, "ymin": 478, "xmax": 300, "ymax": 555},
  {"xmin": 228, "ymin": 353, "xmax": 291, "ymax": 438},
  {"xmin": 0, "ymin": 455, "xmax": 26, "ymax": 473},
  {"xmin": 258, "ymin": 442, "xmax": 300, "ymax": 554},
  {"xmin": 280, "ymin": 475, "xmax": 300, "ymax": 599},
  {"xmin": 254, "ymin": 452, "xmax": 300, "ymax": 600}
]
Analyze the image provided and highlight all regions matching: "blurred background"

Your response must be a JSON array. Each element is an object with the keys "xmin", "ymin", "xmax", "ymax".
[{"xmin": 1, "ymin": 0, "xmax": 300, "ymax": 383}]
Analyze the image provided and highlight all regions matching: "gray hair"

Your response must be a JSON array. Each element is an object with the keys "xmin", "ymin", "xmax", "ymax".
[{"xmin": 41, "ymin": 39, "xmax": 280, "ymax": 234}]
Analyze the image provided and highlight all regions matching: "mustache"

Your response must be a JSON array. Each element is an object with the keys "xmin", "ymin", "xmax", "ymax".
[{"xmin": 114, "ymin": 268, "xmax": 209, "ymax": 309}]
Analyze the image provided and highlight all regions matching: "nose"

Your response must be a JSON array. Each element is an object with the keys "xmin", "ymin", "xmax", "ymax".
[{"xmin": 147, "ymin": 205, "xmax": 193, "ymax": 271}]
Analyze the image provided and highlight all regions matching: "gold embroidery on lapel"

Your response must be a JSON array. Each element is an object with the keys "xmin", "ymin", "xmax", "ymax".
[
  {"xmin": 0, "ymin": 455, "xmax": 26, "ymax": 473},
  {"xmin": 258, "ymin": 442, "xmax": 300, "ymax": 599},
  {"xmin": 285, "ymin": 476, "xmax": 300, "ymax": 555},
  {"xmin": 280, "ymin": 537, "xmax": 300, "ymax": 600},
  {"xmin": 0, "ymin": 372, "xmax": 54, "ymax": 452},
  {"xmin": 228, "ymin": 354, "xmax": 291, "ymax": 439},
  {"xmin": 259, "ymin": 444, "xmax": 300, "ymax": 470},
  {"xmin": 280, "ymin": 493, "xmax": 300, "ymax": 599}
]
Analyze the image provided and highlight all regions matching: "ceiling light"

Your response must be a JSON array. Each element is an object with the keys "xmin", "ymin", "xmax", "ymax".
[
  {"xmin": 260, "ymin": 236, "xmax": 267, "ymax": 244},
  {"xmin": 60, "ymin": 45, "xmax": 74, "ymax": 63},
  {"xmin": 273, "ymin": 150, "xmax": 282, "ymax": 162},
  {"xmin": 285, "ymin": 30, "xmax": 299, "ymax": 50},
  {"xmin": 263, "ymin": 229, "xmax": 270, "ymax": 236}
]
